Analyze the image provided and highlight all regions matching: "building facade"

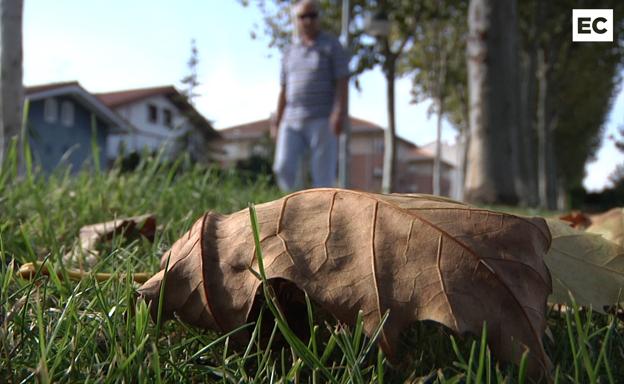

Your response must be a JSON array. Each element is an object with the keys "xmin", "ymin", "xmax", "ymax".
[
  {"xmin": 25, "ymin": 82, "xmax": 129, "ymax": 173},
  {"xmin": 96, "ymin": 86, "xmax": 220, "ymax": 163},
  {"xmin": 219, "ymin": 117, "xmax": 454, "ymax": 195},
  {"xmin": 23, "ymin": 82, "xmax": 220, "ymax": 173}
]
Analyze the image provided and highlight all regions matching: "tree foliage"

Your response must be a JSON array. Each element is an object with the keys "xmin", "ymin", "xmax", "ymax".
[
  {"xmin": 180, "ymin": 38, "xmax": 200, "ymax": 105},
  {"xmin": 401, "ymin": 2, "xmax": 468, "ymax": 131},
  {"xmin": 534, "ymin": 0, "xmax": 624, "ymax": 192},
  {"xmin": 239, "ymin": 0, "xmax": 429, "ymax": 86},
  {"xmin": 402, "ymin": 0, "xmax": 624, "ymax": 204},
  {"xmin": 614, "ymin": 126, "xmax": 624, "ymax": 152}
]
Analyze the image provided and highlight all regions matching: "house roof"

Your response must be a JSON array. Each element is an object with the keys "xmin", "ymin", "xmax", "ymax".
[
  {"xmin": 220, "ymin": 117, "xmax": 456, "ymax": 165},
  {"xmin": 219, "ymin": 119, "xmax": 269, "ymax": 140},
  {"xmin": 219, "ymin": 116, "xmax": 398, "ymax": 140},
  {"xmin": 25, "ymin": 81, "xmax": 130, "ymax": 133},
  {"xmin": 421, "ymin": 141, "xmax": 460, "ymax": 167},
  {"xmin": 409, "ymin": 146, "xmax": 454, "ymax": 167},
  {"xmin": 96, "ymin": 86, "xmax": 219, "ymax": 139},
  {"xmin": 349, "ymin": 117, "xmax": 387, "ymax": 133},
  {"xmin": 96, "ymin": 86, "xmax": 176, "ymax": 108},
  {"xmin": 25, "ymin": 81, "xmax": 81, "ymax": 95}
]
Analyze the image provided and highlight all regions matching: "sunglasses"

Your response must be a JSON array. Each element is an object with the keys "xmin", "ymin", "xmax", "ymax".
[{"xmin": 298, "ymin": 12, "xmax": 318, "ymax": 20}]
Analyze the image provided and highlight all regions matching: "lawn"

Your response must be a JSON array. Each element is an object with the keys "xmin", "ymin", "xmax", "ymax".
[{"xmin": 0, "ymin": 152, "xmax": 622, "ymax": 383}]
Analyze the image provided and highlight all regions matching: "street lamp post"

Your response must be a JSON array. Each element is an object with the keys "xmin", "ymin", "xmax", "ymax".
[
  {"xmin": 364, "ymin": 10, "xmax": 394, "ymax": 194},
  {"xmin": 338, "ymin": 0, "xmax": 350, "ymax": 189}
]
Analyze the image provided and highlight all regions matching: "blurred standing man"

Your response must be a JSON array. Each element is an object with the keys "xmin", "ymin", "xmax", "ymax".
[{"xmin": 271, "ymin": 0, "xmax": 349, "ymax": 191}]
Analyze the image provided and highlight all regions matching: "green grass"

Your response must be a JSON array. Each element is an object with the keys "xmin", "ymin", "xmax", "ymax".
[{"xmin": 1, "ymin": 144, "xmax": 623, "ymax": 383}]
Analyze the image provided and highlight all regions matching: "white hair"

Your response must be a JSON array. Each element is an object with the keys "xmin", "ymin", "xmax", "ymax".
[{"xmin": 291, "ymin": 0, "xmax": 321, "ymax": 41}]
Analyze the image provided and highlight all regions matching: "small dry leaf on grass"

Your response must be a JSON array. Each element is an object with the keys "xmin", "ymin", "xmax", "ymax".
[
  {"xmin": 587, "ymin": 207, "xmax": 624, "ymax": 247},
  {"xmin": 63, "ymin": 214, "xmax": 157, "ymax": 268},
  {"xmin": 545, "ymin": 218, "xmax": 624, "ymax": 312},
  {"xmin": 18, "ymin": 214, "xmax": 157, "ymax": 284},
  {"xmin": 558, "ymin": 211, "xmax": 592, "ymax": 230},
  {"xmin": 139, "ymin": 188, "xmax": 553, "ymax": 378}
]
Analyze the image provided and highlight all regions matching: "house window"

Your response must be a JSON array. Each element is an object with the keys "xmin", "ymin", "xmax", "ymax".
[
  {"xmin": 44, "ymin": 98, "xmax": 58, "ymax": 123},
  {"xmin": 60, "ymin": 101, "xmax": 75, "ymax": 127},
  {"xmin": 163, "ymin": 109, "xmax": 173, "ymax": 127},
  {"xmin": 373, "ymin": 166, "xmax": 383, "ymax": 177},
  {"xmin": 374, "ymin": 139, "xmax": 384, "ymax": 153},
  {"xmin": 147, "ymin": 104, "xmax": 158, "ymax": 123}
]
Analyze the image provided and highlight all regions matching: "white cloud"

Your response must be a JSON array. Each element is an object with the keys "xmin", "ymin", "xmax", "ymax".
[
  {"xmin": 195, "ymin": 56, "xmax": 279, "ymax": 128},
  {"xmin": 584, "ymin": 138, "xmax": 622, "ymax": 191}
]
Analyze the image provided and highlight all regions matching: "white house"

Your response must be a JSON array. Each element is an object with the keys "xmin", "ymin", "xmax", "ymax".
[
  {"xmin": 422, "ymin": 140, "xmax": 464, "ymax": 200},
  {"xmin": 96, "ymin": 86, "xmax": 220, "ymax": 163}
]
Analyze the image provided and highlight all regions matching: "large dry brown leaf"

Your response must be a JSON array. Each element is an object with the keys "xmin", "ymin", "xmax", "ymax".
[
  {"xmin": 545, "ymin": 218, "xmax": 624, "ymax": 311},
  {"xmin": 587, "ymin": 207, "xmax": 624, "ymax": 247},
  {"xmin": 139, "ymin": 189, "xmax": 552, "ymax": 377}
]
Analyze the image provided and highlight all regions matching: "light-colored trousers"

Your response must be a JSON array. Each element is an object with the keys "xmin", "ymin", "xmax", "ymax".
[{"xmin": 273, "ymin": 117, "xmax": 337, "ymax": 192}]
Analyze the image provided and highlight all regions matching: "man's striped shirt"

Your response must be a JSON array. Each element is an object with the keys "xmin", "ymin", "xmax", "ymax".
[{"xmin": 280, "ymin": 32, "xmax": 350, "ymax": 125}]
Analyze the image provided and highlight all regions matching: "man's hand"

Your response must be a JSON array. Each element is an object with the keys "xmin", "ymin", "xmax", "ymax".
[
  {"xmin": 330, "ymin": 78, "xmax": 348, "ymax": 136},
  {"xmin": 329, "ymin": 111, "xmax": 342, "ymax": 136},
  {"xmin": 270, "ymin": 120, "xmax": 279, "ymax": 140},
  {"xmin": 272, "ymin": 86, "xmax": 286, "ymax": 140}
]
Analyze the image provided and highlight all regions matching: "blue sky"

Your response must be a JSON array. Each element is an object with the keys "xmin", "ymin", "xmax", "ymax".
[{"xmin": 23, "ymin": 0, "xmax": 622, "ymax": 191}]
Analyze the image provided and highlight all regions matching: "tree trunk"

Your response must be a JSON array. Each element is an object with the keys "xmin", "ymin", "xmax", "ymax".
[
  {"xmin": 433, "ymin": 29, "xmax": 447, "ymax": 197},
  {"xmin": 458, "ymin": 128, "xmax": 469, "ymax": 201},
  {"xmin": 457, "ymin": 84, "xmax": 470, "ymax": 202},
  {"xmin": 337, "ymin": 0, "xmax": 350, "ymax": 189},
  {"xmin": 518, "ymin": 35, "xmax": 539, "ymax": 207},
  {"xmin": 535, "ymin": 2, "xmax": 558, "ymax": 211},
  {"xmin": 536, "ymin": 47, "xmax": 558, "ymax": 210},
  {"xmin": 433, "ymin": 100, "xmax": 443, "ymax": 196},
  {"xmin": 546, "ymin": 112, "xmax": 558, "ymax": 209},
  {"xmin": 505, "ymin": 0, "xmax": 524, "ymax": 205},
  {"xmin": 536, "ymin": 47, "xmax": 548, "ymax": 210},
  {"xmin": 464, "ymin": 0, "xmax": 519, "ymax": 205},
  {"xmin": 0, "ymin": 0, "xmax": 24, "ymax": 166},
  {"xmin": 381, "ymin": 52, "xmax": 396, "ymax": 194}
]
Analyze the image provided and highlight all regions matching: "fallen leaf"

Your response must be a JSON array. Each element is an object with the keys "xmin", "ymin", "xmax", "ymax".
[
  {"xmin": 63, "ymin": 214, "xmax": 156, "ymax": 268},
  {"xmin": 139, "ymin": 189, "xmax": 552, "ymax": 378},
  {"xmin": 545, "ymin": 218, "xmax": 624, "ymax": 312},
  {"xmin": 587, "ymin": 207, "xmax": 624, "ymax": 247},
  {"xmin": 17, "ymin": 261, "xmax": 151, "ymax": 284},
  {"xmin": 559, "ymin": 211, "xmax": 592, "ymax": 229}
]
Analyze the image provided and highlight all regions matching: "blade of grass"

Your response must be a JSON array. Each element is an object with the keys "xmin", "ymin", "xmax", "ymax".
[
  {"xmin": 151, "ymin": 342, "xmax": 162, "ymax": 384},
  {"xmin": 569, "ymin": 295, "xmax": 596, "ymax": 382},
  {"xmin": 155, "ymin": 251, "xmax": 172, "ymax": 340},
  {"xmin": 90, "ymin": 114, "xmax": 101, "ymax": 174},
  {"xmin": 465, "ymin": 340, "xmax": 476, "ymax": 384},
  {"xmin": 593, "ymin": 319, "xmax": 614, "ymax": 382},
  {"xmin": 450, "ymin": 334, "xmax": 467, "ymax": 368},
  {"xmin": 22, "ymin": 99, "xmax": 33, "ymax": 182},
  {"xmin": 376, "ymin": 348, "xmax": 384, "ymax": 384},
  {"xmin": 517, "ymin": 348, "xmax": 529, "ymax": 384},
  {"xmin": 475, "ymin": 322, "xmax": 487, "ymax": 384},
  {"xmin": 564, "ymin": 304, "xmax": 580, "ymax": 382},
  {"xmin": 248, "ymin": 203, "xmax": 337, "ymax": 384},
  {"xmin": 35, "ymin": 289, "xmax": 50, "ymax": 384}
]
